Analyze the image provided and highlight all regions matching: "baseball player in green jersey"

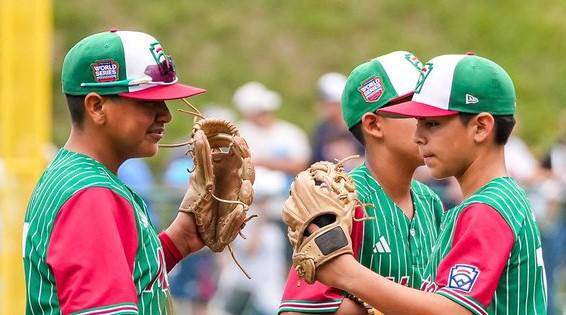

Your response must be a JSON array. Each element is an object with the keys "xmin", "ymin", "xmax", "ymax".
[
  {"xmin": 310, "ymin": 53, "xmax": 547, "ymax": 315},
  {"xmin": 279, "ymin": 51, "xmax": 445, "ymax": 314},
  {"xmin": 23, "ymin": 30, "xmax": 211, "ymax": 315}
]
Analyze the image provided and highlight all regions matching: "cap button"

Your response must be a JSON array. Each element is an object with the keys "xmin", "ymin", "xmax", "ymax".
[
  {"xmin": 465, "ymin": 51, "xmax": 476, "ymax": 55},
  {"xmin": 110, "ymin": 27, "xmax": 118, "ymax": 33}
]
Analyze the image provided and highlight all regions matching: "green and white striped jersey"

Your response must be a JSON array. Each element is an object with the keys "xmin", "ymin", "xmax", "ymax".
[
  {"xmin": 23, "ymin": 149, "xmax": 171, "ymax": 314},
  {"xmin": 421, "ymin": 177, "xmax": 547, "ymax": 315},
  {"xmin": 279, "ymin": 163, "xmax": 444, "ymax": 313},
  {"xmin": 351, "ymin": 163, "xmax": 444, "ymax": 288}
]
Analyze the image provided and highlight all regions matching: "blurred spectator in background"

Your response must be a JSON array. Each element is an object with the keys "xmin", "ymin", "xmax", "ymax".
[
  {"xmin": 311, "ymin": 73, "xmax": 364, "ymax": 170},
  {"xmin": 528, "ymin": 156, "xmax": 565, "ymax": 315},
  {"xmin": 117, "ymin": 158, "xmax": 159, "ymax": 225},
  {"xmin": 233, "ymin": 82, "xmax": 311, "ymax": 181},
  {"xmin": 547, "ymin": 137, "xmax": 566, "ymax": 185},
  {"xmin": 505, "ymin": 122, "xmax": 538, "ymax": 185},
  {"xmin": 212, "ymin": 167, "xmax": 288, "ymax": 315},
  {"xmin": 532, "ymin": 134, "xmax": 566, "ymax": 315},
  {"xmin": 162, "ymin": 105, "xmax": 236, "ymax": 315}
]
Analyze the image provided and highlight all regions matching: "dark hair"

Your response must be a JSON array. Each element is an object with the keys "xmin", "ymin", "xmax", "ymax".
[
  {"xmin": 458, "ymin": 113, "xmax": 515, "ymax": 145},
  {"xmin": 65, "ymin": 94, "xmax": 121, "ymax": 128},
  {"xmin": 348, "ymin": 122, "xmax": 365, "ymax": 146},
  {"xmin": 347, "ymin": 95, "xmax": 412, "ymax": 147},
  {"xmin": 65, "ymin": 94, "xmax": 87, "ymax": 128}
]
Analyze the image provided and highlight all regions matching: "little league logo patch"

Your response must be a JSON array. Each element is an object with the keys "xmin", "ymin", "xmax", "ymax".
[
  {"xmin": 358, "ymin": 76, "xmax": 384, "ymax": 103},
  {"xmin": 91, "ymin": 59, "xmax": 119, "ymax": 82},
  {"xmin": 448, "ymin": 264, "xmax": 480, "ymax": 293}
]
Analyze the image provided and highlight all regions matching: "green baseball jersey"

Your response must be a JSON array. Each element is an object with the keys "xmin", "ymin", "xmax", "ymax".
[
  {"xmin": 23, "ymin": 149, "xmax": 171, "ymax": 314},
  {"xmin": 279, "ymin": 163, "xmax": 444, "ymax": 313},
  {"xmin": 351, "ymin": 163, "xmax": 444, "ymax": 288},
  {"xmin": 421, "ymin": 177, "xmax": 547, "ymax": 315}
]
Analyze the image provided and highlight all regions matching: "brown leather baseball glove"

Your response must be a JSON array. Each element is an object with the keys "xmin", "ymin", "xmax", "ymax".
[
  {"xmin": 178, "ymin": 117, "xmax": 255, "ymax": 254},
  {"xmin": 282, "ymin": 158, "xmax": 365, "ymax": 284},
  {"xmin": 160, "ymin": 99, "xmax": 256, "ymax": 278}
]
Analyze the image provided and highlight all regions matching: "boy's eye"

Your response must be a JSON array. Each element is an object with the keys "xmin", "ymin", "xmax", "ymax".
[
  {"xmin": 423, "ymin": 120, "xmax": 439, "ymax": 128},
  {"xmin": 428, "ymin": 121, "xmax": 438, "ymax": 127}
]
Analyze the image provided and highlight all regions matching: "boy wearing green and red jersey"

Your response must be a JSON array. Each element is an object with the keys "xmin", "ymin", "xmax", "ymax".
[
  {"xmin": 23, "ymin": 30, "xmax": 208, "ymax": 315},
  {"xmin": 279, "ymin": 51, "xmax": 445, "ymax": 314},
  {"xmin": 314, "ymin": 53, "xmax": 547, "ymax": 315}
]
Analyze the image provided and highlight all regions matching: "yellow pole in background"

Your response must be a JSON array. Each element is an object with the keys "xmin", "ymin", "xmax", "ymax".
[{"xmin": 0, "ymin": 1, "xmax": 52, "ymax": 313}]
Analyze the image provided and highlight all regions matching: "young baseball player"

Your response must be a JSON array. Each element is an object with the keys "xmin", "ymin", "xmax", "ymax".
[
  {"xmin": 22, "ymin": 30, "xmax": 229, "ymax": 314},
  {"xmin": 279, "ymin": 51, "xmax": 445, "ymax": 314},
  {"xmin": 313, "ymin": 53, "xmax": 547, "ymax": 315}
]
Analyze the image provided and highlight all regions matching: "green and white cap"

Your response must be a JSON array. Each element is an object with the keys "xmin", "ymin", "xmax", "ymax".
[
  {"xmin": 62, "ymin": 29, "xmax": 205, "ymax": 100},
  {"xmin": 379, "ymin": 53, "xmax": 516, "ymax": 118},
  {"xmin": 341, "ymin": 51, "xmax": 424, "ymax": 129}
]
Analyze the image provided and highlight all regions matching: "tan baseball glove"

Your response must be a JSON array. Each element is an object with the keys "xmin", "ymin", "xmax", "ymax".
[
  {"xmin": 282, "ymin": 158, "xmax": 365, "ymax": 284},
  {"xmin": 162, "ymin": 100, "xmax": 255, "ymax": 277}
]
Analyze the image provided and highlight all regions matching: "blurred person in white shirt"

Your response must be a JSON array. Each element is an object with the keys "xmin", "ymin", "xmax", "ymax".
[
  {"xmin": 212, "ymin": 167, "xmax": 287, "ymax": 315},
  {"xmin": 233, "ymin": 82, "xmax": 311, "ymax": 178},
  {"xmin": 312, "ymin": 73, "xmax": 363, "ymax": 170}
]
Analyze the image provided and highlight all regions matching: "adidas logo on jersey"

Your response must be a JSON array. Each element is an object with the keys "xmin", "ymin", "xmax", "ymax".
[
  {"xmin": 373, "ymin": 236, "xmax": 391, "ymax": 254},
  {"xmin": 465, "ymin": 93, "xmax": 479, "ymax": 104}
]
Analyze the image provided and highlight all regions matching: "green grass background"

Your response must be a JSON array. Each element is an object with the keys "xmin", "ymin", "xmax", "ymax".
[{"xmin": 53, "ymin": 0, "xmax": 566, "ymax": 169}]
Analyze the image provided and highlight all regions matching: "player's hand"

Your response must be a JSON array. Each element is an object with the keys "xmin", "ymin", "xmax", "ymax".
[
  {"xmin": 165, "ymin": 212, "xmax": 205, "ymax": 257},
  {"xmin": 304, "ymin": 223, "xmax": 358, "ymax": 289},
  {"xmin": 315, "ymin": 251, "xmax": 358, "ymax": 289}
]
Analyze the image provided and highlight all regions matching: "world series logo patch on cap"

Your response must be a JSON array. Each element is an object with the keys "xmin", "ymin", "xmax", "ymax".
[
  {"xmin": 91, "ymin": 59, "xmax": 119, "ymax": 82},
  {"xmin": 447, "ymin": 264, "xmax": 480, "ymax": 293},
  {"xmin": 358, "ymin": 76, "xmax": 384, "ymax": 103}
]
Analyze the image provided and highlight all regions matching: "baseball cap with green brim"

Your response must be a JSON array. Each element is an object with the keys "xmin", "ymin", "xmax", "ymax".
[
  {"xmin": 62, "ymin": 29, "xmax": 206, "ymax": 101},
  {"xmin": 378, "ymin": 54, "xmax": 516, "ymax": 118},
  {"xmin": 341, "ymin": 51, "xmax": 424, "ymax": 129}
]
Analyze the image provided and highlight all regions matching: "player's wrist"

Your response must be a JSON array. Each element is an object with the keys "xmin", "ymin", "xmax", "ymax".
[
  {"xmin": 339, "ymin": 254, "xmax": 370, "ymax": 292},
  {"xmin": 165, "ymin": 212, "xmax": 204, "ymax": 256}
]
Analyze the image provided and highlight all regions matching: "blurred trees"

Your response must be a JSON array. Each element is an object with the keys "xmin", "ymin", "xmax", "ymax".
[{"xmin": 53, "ymin": 0, "xmax": 566, "ymax": 167}]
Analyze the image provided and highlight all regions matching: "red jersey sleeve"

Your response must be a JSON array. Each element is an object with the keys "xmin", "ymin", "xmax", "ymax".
[
  {"xmin": 158, "ymin": 231, "xmax": 183, "ymax": 272},
  {"xmin": 434, "ymin": 203, "xmax": 514, "ymax": 314},
  {"xmin": 47, "ymin": 187, "xmax": 139, "ymax": 315},
  {"xmin": 278, "ymin": 206, "xmax": 365, "ymax": 314}
]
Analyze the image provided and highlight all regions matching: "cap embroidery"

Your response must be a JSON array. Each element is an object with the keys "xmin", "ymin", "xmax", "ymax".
[
  {"xmin": 415, "ymin": 62, "xmax": 433, "ymax": 93},
  {"xmin": 465, "ymin": 94, "xmax": 479, "ymax": 104},
  {"xmin": 404, "ymin": 53, "xmax": 424, "ymax": 71},
  {"xmin": 358, "ymin": 76, "xmax": 384, "ymax": 103},
  {"xmin": 90, "ymin": 59, "xmax": 119, "ymax": 82},
  {"xmin": 149, "ymin": 41, "xmax": 166, "ymax": 64}
]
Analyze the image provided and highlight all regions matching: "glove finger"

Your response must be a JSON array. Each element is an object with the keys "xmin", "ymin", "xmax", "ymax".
[
  {"xmin": 310, "ymin": 162, "xmax": 332, "ymax": 173},
  {"xmin": 241, "ymin": 157, "xmax": 255, "ymax": 184},
  {"xmin": 239, "ymin": 179, "xmax": 254, "ymax": 206},
  {"xmin": 311, "ymin": 170, "xmax": 335, "ymax": 191},
  {"xmin": 217, "ymin": 204, "xmax": 247, "ymax": 245},
  {"xmin": 193, "ymin": 130, "xmax": 214, "ymax": 186},
  {"xmin": 228, "ymin": 135, "xmax": 255, "ymax": 183},
  {"xmin": 230, "ymin": 135, "xmax": 251, "ymax": 159}
]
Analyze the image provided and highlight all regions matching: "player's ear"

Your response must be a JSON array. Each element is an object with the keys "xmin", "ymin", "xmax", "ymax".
[
  {"xmin": 472, "ymin": 112, "xmax": 495, "ymax": 144},
  {"xmin": 361, "ymin": 112, "xmax": 384, "ymax": 139},
  {"xmin": 84, "ymin": 92, "xmax": 107, "ymax": 125}
]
